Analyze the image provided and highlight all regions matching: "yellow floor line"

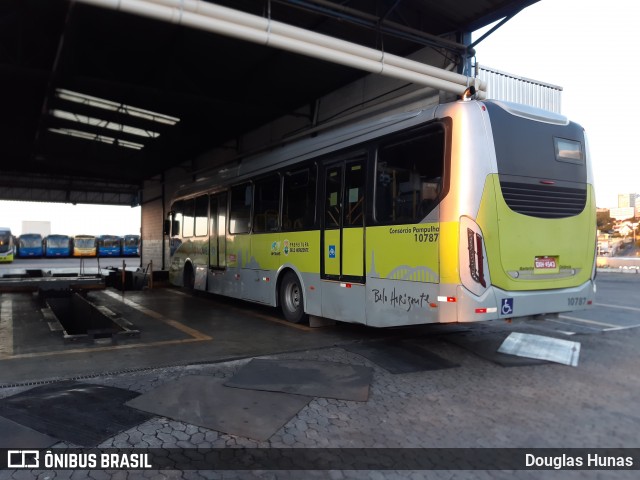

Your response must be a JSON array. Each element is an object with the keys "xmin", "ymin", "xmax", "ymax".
[
  {"xmin": 594, "ymin": 302, "xmax": 640, "ymax": 313},
  {"xmin": 102, "ymin": 290, "xmax": 212, "ymax": 340},
  {"xmin": 164, "ymin": 288, "xmax": 315, "ymax": 332},
  {"xmin": 0, "ymin": 291, "xmax": 212, "ymax": 361},
  {"xmin": 603, "ymin": 324, "xmax": 640, "ymax": 331},
  {"xmin": 557, "ymin": 314, "xmax": 619, "ymax": 328},
  {"xmin": 0, "ymin": 338, "xmax": 204, "ymax": 360},
  {"xmin": 546, "ymin": 317, "xmax": 599, "ymax": 331}
]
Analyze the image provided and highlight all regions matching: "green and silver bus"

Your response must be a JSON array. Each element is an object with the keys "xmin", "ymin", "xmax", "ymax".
[
  {"xmin": 167, "ymin": 99, "xmax": 596, "ymax": 326},
  {"xmin": 0, "ymin": 228, "xmax": 14, "ymax": 263}
]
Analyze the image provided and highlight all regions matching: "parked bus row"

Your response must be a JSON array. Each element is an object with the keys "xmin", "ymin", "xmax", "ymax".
[{"xmin": 0, "ymin": 233, "xmax": 141, "ymax": 260}]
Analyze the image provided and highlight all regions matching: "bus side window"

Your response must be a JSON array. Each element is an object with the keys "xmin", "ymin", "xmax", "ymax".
[
  {"xmin": 375, "ymin": 124, "xmax": 445, "ymax": 224},
  {"xmin": 229, "ymin": 183, "xmax": 252, "ymax": 234},
  {"xmin": 324, "ymin": 168, "xmax": 342, "ymax": 229},
  {"xmin": 253, "ymin": 175, "xmax": 280, "ymax": 233},
  {"xmin": 194, "ymin": 195, "xmax": 209, "ymax": 237},
  {"xmin": 183, "ymin": 199, "xmax": 195, "ymax": 237},
  {"xmin": 345, "ymin": 162, "xmax": 365, "ymax": 226},
  {"xmin": 283, "ymin": 167, "xmax": 316, "ymax": 231},
  {"xmin": 417, "ymin": 179, "xmax": 442, "ymax": 218},
  {"xmin": 171, "ymin": 200, "xmax": 184, "ymax": 237},
  {"xmin": 169, "ymin": 201, "xmax": 184, "ymax": 256}
]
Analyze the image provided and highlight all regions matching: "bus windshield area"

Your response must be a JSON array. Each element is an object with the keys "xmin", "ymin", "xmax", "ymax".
[
  {"xmin": 76, "ymin": 238, "xmax": 95, "ymax": 248},
  {"xmin": 47, "ymin": 237, "xmax": 69, "ymax": 248},
  {"xmin": 124, "ymin": 236, "xmax": 139, "ymax": 246},
  {"xmin": 20, "ymin": 236, "xmax": 42, "ymax": 248},
  {"xmin": 0, "ymin": 233, "xmax": 11, "ymax": 253},
  {"xmin": 102, "ymin": 237, "xmax": 121, "ymax": 247}
]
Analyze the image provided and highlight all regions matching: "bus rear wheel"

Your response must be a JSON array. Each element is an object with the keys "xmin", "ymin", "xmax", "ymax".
[
  {"xmin": 279, "ymin": 271, "xmax": 307, "ymax": 324},
  {"xmin": 183, "ymin": 263, "xmax": 195, "ymax": 290}
]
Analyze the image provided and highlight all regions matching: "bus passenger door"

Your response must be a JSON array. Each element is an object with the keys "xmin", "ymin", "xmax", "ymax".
[
  {"xmin": 208, "ymin": 193, "xmax": 227, "ymax": 294},
  {"xmin": 210, "ymin": 192, "xmax": 228, "ymax": 268},
  {"xmin": 321, "ymin": 156, "xmax": 366, "ymax": 283}
]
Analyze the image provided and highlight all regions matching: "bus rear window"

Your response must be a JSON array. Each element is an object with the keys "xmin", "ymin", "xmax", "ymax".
[{"xmin": 554, "ymin": 137, "xmax": 584, "ymax": 164}]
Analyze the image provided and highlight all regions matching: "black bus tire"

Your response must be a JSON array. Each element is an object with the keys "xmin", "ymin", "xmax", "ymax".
[
  {"xmin": 279, "ymin": 271, "xmax": 307, "ymax": 323},
  {"xmin": 183, "ymin": 263, "xmax": 195, "ymax": 290}
]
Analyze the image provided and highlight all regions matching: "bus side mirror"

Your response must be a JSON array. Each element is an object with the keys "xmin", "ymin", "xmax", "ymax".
[{"xmin": 163, "ymin": 220, "xmax": 171, "ymax": 236}]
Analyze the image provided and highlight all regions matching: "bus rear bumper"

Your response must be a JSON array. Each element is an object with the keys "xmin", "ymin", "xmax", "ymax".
[{"xmin": 456, "ymin": 280, "xmax": 596, "ymax": 322}]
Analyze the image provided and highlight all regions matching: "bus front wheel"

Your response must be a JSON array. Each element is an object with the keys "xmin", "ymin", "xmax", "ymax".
[{"xmin": 279, "ymin": 271, "xmax": 307, "ymax": 324}]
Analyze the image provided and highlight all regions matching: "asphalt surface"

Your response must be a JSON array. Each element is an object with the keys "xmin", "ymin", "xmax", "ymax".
[{"xmin": 0, "ymin": 272, "xmax": 638, "ymax": 479}]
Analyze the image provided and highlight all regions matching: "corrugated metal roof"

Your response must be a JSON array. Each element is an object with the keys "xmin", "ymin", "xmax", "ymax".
[{"xmin": 478, "ymin": 64, "xmax": 562, "ymax": 113}]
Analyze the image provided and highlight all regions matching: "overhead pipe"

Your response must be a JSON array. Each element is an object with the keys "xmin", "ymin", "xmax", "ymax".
[
  {"xmin": 76, "ymin": 0, "xmax": 486, "ymax": 98},
  {"xmin": 141, "ymin": 0, "xmax": 485, "ymax": 91}
]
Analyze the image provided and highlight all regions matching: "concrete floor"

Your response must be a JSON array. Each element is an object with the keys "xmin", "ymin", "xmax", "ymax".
[
  {"xmin": 0, "ymin": 286, "xmax": 395, "ymax": 386},
  {"xmin": 0, "ymin": 275, "xmax": 639, "ymax": 479}
]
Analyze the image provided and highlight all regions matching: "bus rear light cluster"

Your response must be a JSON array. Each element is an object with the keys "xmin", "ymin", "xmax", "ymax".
[
  {"xmin": 340, "ymin": 283, "xmax": 352, "ymax": 288},
  {"xmin": 459, "ymin": 216, "xmax": 490, "ymax": 297},
  {"xmin": 467, "ymin": 228, "xmax": 486, "ymax": 287}
]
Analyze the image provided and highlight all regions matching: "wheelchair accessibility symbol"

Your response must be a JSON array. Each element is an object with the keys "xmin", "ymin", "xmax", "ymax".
[
  {"xmin": 328, "ymin": 245, "xmax": 336, "ymax": 259},
  {"xmin": 500, "ymin": 298, "xmax": 514, "ymax": 316}
]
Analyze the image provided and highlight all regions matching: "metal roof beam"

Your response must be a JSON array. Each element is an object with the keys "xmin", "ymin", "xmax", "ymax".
[{"xmin": 273, "ymin": 0, "xmax": 470, "ymax": 54}]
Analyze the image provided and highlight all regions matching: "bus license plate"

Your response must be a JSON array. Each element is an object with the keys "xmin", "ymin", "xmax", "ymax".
[{"xmin": 534, "ymin": 256, "xmax": 558, "ymax": 273}]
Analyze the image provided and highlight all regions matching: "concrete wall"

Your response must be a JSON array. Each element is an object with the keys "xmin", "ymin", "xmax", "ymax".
[
  {"xmin": 141, "ymin": 165, "xmax": 195, "ymax": 271},
  {"xmin": 140, "ymin": 179, "xmax": 164, "ymax": 270},
  {"xmin": 141, "ymin": 199, "xmax": 163, "ymax": 270}
]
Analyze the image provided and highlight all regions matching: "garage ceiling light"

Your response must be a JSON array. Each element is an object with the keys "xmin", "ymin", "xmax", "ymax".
[
  {"xmin": 48, "ymin": 127, "xmax": 144, "ymax": 150},
  {"xmin": 47, "ymin": 89, "xmax": 180, "ymax": 150},
  {"xmin": 55, "ymin": 88, "xmax": 180, "ymax": 125},
  {"xmin": 50, "ymin": 109, "xmax": 160, "ymax": 138}
]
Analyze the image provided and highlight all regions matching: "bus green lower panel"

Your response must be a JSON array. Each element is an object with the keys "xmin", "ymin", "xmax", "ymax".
[{"xmin": 476, "ymin": 175, "xmax": 596, "ymax": 291}]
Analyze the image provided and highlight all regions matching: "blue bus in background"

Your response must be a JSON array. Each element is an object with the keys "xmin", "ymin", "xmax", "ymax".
[
  {"xmin": 97, "ymin": 235, "xmax": 122, "ymax": 257},
  {"xmin": 44, "ymin": 234, "xmax": 71, "ymax": 257},
  {"xmin": 122, "ymin": 234, "xmax": 140, "ymax": 257},
  {"xmin": 17, "ymin": 233, "xmax": 43, "ymax": 258}
]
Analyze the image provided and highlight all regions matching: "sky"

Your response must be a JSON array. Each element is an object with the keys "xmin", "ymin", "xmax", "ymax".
[
  {"xmin": 1, "ymin": 0, "xmax": 636, "ymax": 233},
  {"xmin": 471, "ymin": 0, "xmax": 639, "ymax": 208},
  {"xmin": 0, "ymin": 202, "xmax": 141, "ymax": 237}
]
